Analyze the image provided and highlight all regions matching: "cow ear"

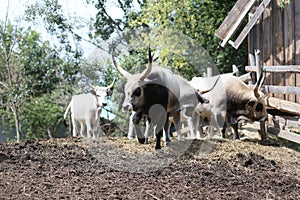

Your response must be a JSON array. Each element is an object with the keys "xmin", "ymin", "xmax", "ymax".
[
  {"xmin": 107, "ymin": 89, "xmax": 113, "ymax": 96},
  {"xmin": 90, "ymin": 89, "xmax": 96, "ymax": 95}
]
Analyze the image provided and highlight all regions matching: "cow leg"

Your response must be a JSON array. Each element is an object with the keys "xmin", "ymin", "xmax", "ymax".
[
  {"xmin": 132, "ymin": 111, "xmax": 146, "ymax": 144},
  {"xmin": 221, "ymin": 122, "xmax": 227, "ymax": 138},
  {"xmin": 72, "ymin": 116, "xmax": 77, "ymax": 137},
  {"xmin": 79, "ymin": 122, "xmax": 85, "ymax": 137},
  {"xmin": 92, "ymin": 121, "xmax": 99, "ymax": 139},
  {"xmin": 194, "ymin": 114, "xmax": 201, "ymax": 139},
  {"xmin": 163, "ymin": 113, "xmax": 171, "ymax": 145},
  {"xmin": 144, "ymin": 118, "xmax": 151, "ymax": 144},
  {"xmin": 187, "ymin": 117, "xmax": 195, "ymax": 139},
  {"xmin": 230, "ymin": 117, "xmax": 239, "ymax": 139},
  {"xmin": 86, "ymin": 121, "xmax": 92, "ymax": 138},
  {"xmin": 232, "ymin": 123, "xmax": 239, "ymax": 139},
  {"xmin": 128, "ymin": 112, "xmax": 135, "ymax": 139},
  {"xmin": 155, "ymin": 129, "xmax": 163, "ymax": 150},
  {"xmin": 173, "ymin": 111, "xmax": 183, "ymax": 141}
]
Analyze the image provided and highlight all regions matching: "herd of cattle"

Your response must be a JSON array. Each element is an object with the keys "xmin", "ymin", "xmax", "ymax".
[{"xmin": 64, "ymin": 48, "xmax": 268, "ymax": 150}]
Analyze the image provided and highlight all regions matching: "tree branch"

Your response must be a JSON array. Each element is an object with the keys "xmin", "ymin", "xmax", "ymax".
[
  {"xmin": 101, "ymin": 6, "xmax": 123, "ymax": 32},
  {"xmin": 0, "ymin": 81, "xmax": 8, "ymax": 89}
]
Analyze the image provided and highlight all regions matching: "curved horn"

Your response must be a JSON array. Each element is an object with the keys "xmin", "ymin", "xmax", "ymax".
[
  {"xmin": 139, "ymin": 46, "xmax": 153, "ymax": 81},
  {"xmin": 88, "ymin": 83, "xmax": 95, "ymax": 89},
  {"xmin": 104, "ymin": 78, "xmax": 115, "ymax": 89},
  {"xmin": 112, "ymin": 50, "xmax": 132, "ymax": 79},
  {"xmin": 254, "ymin": 72, "xmax": 265, "ymax": 98}
]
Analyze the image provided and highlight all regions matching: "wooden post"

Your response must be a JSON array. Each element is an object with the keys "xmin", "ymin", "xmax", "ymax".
[
  {"xmin": 207, "ymin": 67, "xmax": 213, "ymax": 77},
  {"xmin": 249, "ymin": 53, "xmax": 255, "ymax": 66},
  {"xmin": 255, "ymin": 49, "xmax": 262, "ymax": 81},
  {"xmin": 254, "ymin": 49, "xmax": 268, "ymax": 141},
  {"xmin": 249, "ymin": 53, "xmax": 255, "ymax": 84}
]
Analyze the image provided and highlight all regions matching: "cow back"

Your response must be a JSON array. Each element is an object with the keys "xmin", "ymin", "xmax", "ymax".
[{"xmin": 71, "ymin": 93, "xmax": 98, "ymax": 121}]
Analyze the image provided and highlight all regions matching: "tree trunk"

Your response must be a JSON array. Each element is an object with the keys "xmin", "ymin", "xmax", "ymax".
[
  {"xmin": 11, "ymin": 103, "xmax": 21, "ymax": 143},
  {"xmin": 47, "ymin": 127, "xmax": 52, "ymax": 139}
]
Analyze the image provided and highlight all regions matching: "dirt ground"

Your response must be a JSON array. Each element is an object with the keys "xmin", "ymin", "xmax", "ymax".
[{"xmin": 0, "ymin": 128, "xmax": 300, "ymax": 199}]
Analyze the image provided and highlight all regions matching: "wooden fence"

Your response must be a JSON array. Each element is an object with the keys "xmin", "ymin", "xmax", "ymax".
[
  {"xmin": 249, "ymin": 0, "xmax": 300, "ymax": 103},
  {"xmin": 245, "ymin": 50, "xmax": 300, "ymax": 144}
]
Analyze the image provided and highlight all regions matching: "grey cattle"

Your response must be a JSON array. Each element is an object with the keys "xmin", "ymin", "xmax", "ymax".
[
  {"xmin": 190, "ymin": 73, "xmax": 267, "ymax": 139},
  {"xmin": 63, "ymin": 80, "xmax": 114, "ymax": 138},
  {"xmin": 113, "ymin": 47, "xmax": 207, "ymax": 150}
]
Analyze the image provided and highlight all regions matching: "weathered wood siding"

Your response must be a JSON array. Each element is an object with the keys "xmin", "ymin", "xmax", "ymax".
[{"xmin": 249, "ymin": 0, "xmax": 300, "ymax": 102}]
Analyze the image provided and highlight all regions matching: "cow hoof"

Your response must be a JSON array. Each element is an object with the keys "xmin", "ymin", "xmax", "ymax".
[
  {"xmin": 165, "ymin": 141, "xmax": 171, "ymax": 146},
  {"xmin": 145, "ymin": 138, "xmax": 149, "ymax": 144},
  {"xmin": 155, "ymin": 146, "xmax": 162, "ymax": 150},
  {"xmin": 137, "ymin": 138, "xmax": 146, "ymax": 144},
  {"xmin": 177, "ymin": 135, "xmax": 184, "ymax": 141}
]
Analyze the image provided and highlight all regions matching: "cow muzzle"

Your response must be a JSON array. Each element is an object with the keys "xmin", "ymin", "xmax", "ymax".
[{"xmin": 123, "ymin": 103, "xmax": 133, "ymax": 111}]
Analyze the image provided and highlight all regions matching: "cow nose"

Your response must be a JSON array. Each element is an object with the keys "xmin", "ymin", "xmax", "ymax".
[
  {"xmin": 102, "ymin": 103, "xmax": 107, "ymax": 107},
  {"xmin": 123, "ymin": 104, "xmax": 132, "ymax": 111}
]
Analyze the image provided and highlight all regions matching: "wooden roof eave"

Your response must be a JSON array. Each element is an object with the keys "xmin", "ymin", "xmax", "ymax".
[{"xmin": 215, "ymin": 0, "xmax": 271, "ymax": 49}]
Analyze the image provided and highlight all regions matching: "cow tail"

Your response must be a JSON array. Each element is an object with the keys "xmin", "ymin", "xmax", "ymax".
[
  {"xmin": 198, "ymin": 76, "xmax": 221, "ymax": 94},
  {"xmin": 63, "ymin": 102, "xmax": 71, "ymax": 126},
  {"xmin": 95, "ymin": 107, "xmax": 102, "ymax": 122},
  {"xmin": 195, "ymin": 92, "xmax": 209, "ymax": 104}
]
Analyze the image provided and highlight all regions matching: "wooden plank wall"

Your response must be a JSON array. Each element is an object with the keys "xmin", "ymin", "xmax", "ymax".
[
  {"xmin": 296, "ymin": 0, "xmax": 300, "ymax": 103},
  {"xmin": 249, "ymin": 0, "xmax": 300, "ymax": 102}
]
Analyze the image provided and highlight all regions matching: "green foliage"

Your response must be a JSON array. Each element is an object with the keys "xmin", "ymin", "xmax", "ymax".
[
  {"xmin": 129, "ymin": 0, "xmax": 248, "ymax": 75},
  {"xmin": 0, "ymin": 22, "xmax": 79, "ymax": 140},
  {"xmin": 25, "ymin": 0, "xmax": 84, "ymax": 58},
  {"xmin": 20, "ymin": 93, "xmax": 65, "ymax": 139},
  {"xmin": 91, "ymin": 0, "xmax": 141, "ymax": 40},
  {"xmin": 280, "ymin": 0, "xmax": 293, "ymax": 8}
]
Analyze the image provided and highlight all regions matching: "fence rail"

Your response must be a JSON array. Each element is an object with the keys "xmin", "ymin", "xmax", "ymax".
[
  {"xmin": 246, "ymin": 65, "xmax": 300, "ymax": 73},
  {"xmin": 245, "ymin": 51, "xmax": 300, "ymax": 144}
]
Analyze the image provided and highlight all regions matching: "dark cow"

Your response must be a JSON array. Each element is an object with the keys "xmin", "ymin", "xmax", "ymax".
[
  {"xmin": 190, "ymin": 73, "xmax": 267, "ymax": 139},
  {"xmin": 112, "ymin": 48, "xmax": 207, "ymax": 150}
]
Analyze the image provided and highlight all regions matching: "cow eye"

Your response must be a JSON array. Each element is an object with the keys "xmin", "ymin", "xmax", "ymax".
[
  {"xmin": 133, "ymin": 87, "xmax": 141, "ymax": 97},
  {"xmin": 247, "ymin": 100, "xmax": 255, "ymax": 107},
  {"xmin": 255, "ymin": 103, "xmax": 263, "ymax": 112}
]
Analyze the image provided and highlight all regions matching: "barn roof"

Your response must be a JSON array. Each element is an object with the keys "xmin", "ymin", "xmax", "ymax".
[{"xmin": 215, "ymin": 0, "xmax": 271, "ymax": 49}]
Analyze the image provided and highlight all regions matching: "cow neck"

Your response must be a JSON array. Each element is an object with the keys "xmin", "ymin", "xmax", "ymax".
[{"xmin": 93, "ymin": 93, "xmax": 102, "ymax": 108}]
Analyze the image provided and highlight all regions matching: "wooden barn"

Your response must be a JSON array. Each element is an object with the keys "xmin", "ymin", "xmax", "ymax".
[{"xmin": 215, "ymin": 0, "xmax": 300, "ymax": 144}]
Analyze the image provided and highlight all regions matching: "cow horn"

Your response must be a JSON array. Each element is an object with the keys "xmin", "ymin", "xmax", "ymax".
[
  {"xmin": 112, "ymin": 50, "xmax": 132, "ymax": 79},
  {"xmin": 139, "ymin": 46, "xmax": 152, "ymax": 81},
  {"xmin": 88, "ymin": 83, "xmax": 95, "ymax": 89},
  {"xmin": 254, "ymin": 72, "xmax": 265, "ymax": 98},
  {"xmin": 104, "ymin": 78, "xmax": 115, "ymax": 89}
]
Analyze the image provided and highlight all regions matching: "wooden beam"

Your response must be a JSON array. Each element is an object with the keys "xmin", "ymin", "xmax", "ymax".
[
  {"xmin": 265, "ymin": 96, "xmax": 300, "ymax": 115},
  {"xmin": 253, "ymin": 121, "xmax": 300, "ymax": 144},
  {"xmin": 215, "ymin": 0, "xmax": 256, "ymax": 47},
  {"xmin": 229, "ymin": 0, "xmax": 271, "ymax": 49},
  {"xmin": 246, "ymin": 65, "xmax": 300, "ymax": 73},
  {"xmin": 263, "ymin": 85, "xmax": 300, "ymax": 95},
  {"xmin": 249, "ymin": 53, "xmax": 255, "ymax": 66},
  {"xmin": 255, "ymin": 49, "xmax": 262, "ymax": 79},
  {"xmin": 268, "ymin": 126, "xmax": 300, "ymax": 144}
]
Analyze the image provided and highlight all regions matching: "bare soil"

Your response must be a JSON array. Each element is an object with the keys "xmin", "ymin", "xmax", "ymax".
[{"xmin": 0, "ymin": 132, "xmax": 300, "ymax": 199}]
